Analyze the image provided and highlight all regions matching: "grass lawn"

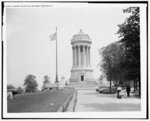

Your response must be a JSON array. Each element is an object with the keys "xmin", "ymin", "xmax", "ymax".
[{"xmin": 8, "ymin": 88, "xmax": 74, "ymax": 113}]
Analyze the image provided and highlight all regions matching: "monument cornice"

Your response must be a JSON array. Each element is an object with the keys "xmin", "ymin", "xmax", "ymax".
[
  {"xmin": 71, "ymin": 40, "xmax": 91, "ymax": 44},
  {"xmin": 71, "ymin": 68, "xmax": 93, "ymax": 71}
]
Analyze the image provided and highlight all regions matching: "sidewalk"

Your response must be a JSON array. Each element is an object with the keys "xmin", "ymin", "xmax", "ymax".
[{"xmin": 75, "ymin": 90, "xmax": 141, "ymax": 112}]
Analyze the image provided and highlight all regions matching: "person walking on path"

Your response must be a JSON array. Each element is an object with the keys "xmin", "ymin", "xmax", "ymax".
[
  {"xmin": 126, "ymin": 84, "xmax": 131, "ymax": 97},
  {"xmin": 117, "ymin": 85, "xmax": 122, "ymax": 98}
]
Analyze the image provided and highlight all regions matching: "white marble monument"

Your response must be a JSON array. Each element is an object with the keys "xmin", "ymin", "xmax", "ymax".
[{"xmin": 70, "ymin": 29, "xmax": 95, "ymax": 83}]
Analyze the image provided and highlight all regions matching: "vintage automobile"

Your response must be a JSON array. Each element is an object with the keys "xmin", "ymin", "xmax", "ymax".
[{"xmin": 96, "ymin": 85, "xmax": 117, "ymax": 94}]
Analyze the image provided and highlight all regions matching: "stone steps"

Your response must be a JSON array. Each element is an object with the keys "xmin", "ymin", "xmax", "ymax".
[
  {"xmin": 69, "ymin": 81, "xmax": 97, "ymax": 85},
  {"xmin": 68, "ymin": 86, "xmax": 97, "ymax": 90},
  {"xmin": 68, "ymin": 81, "xmax": 98, "ymax": 90}
]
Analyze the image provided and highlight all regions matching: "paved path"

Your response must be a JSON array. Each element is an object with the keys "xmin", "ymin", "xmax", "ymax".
[{"xmin": 75, "ymin": 90, "xmax": 141, "ymax": 112}]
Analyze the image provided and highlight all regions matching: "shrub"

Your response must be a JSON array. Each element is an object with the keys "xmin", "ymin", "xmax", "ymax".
[{"xmin": 17, "ymin": 87, "xmax": 24, "ymax": 94}]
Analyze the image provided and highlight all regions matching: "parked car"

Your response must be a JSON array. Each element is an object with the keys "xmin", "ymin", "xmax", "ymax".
[{"xmin": 96, "ymin": 86, "xmax": 117, "ymax": 94}]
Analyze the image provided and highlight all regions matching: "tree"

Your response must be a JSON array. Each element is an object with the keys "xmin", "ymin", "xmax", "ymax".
[
  {"xmin": 43, "ymin": 75, "xmax": 50, "ymax": 84},
  {"xmin": 7, "ymin": 84, "xmax": 15, "ymax": 90},
  {"xmin": 24, "ymin": 74, "xmax": 38, "ymax": 93},
  {"xmin": 117, "ymin": 7, "xmax": 140, "ymax": 95},
  {"xmin": 17, "ymin": 87, "xmax": 24, "ymax": 94},
  {"xmin": 42, "ymin": 75, "xmax": 50, "ymax": 90},
  {"xmin": 100, "ymin": 42, "xmax": 125, "ymax": 92}
]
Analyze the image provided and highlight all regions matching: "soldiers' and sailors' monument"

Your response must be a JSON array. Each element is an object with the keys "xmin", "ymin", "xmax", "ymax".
[{"xmin": 70, "ymin": 29, "xmax": 95, "ymax": 85}]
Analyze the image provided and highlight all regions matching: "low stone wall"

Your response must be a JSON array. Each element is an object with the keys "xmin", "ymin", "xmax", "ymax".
[
  {"xmin": 66, "ymin": 89, "xmax": 77, "ymax": 112},
  {"xmin": 57, "ymin": 88, "xmax": 77, "ymax": 112}
]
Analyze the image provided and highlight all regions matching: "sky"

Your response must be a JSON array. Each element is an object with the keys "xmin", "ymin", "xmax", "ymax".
[{"xmin": 5, "ymin": 3, "xmax": 131, "ymax": 89}]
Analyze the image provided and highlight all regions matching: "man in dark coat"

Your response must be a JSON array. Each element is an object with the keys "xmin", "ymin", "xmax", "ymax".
[{"xmin": 126, "ymin": 85, "xmax": 131, "ymax": 97}]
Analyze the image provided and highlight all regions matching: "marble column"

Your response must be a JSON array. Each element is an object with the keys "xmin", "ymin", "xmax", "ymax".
[
  {"xmin": 89, "ymin": 46, "xmax": 91, "ymax": 66},
  {"xmin": 83, "ymin": 45, "xmax": 86, "ymax": 67},
  {"xmin": 81, "ymin": 46, "xmax": 83, "ymax": 66},
  {"xmin": 87, "ymin": 46, "xmax": 89, "ymax": 66},
  {"xmin": 86, "ymin": 46, "xmax": 88, "ymax": 66},
  {"xmin": 76, "ymin": 46, "xmax": 78, "ymax": 67},
  {"xmin": 74, "ymin": 46, "xmax": 76, "ymax": 67},
  {"xmin": 85, "ymin": 46, "xmax": 87, "ymax": 66},
  {"xmin": 72, "ymin": 47, "xmax": 74, "ymax": 67},
  {"xmin": 82, "ymin": 46, "xmax": 84, "ymax": 66},
  {"xmin": 78, "ymin": 46, "xmax": 81, "ymax": 67}
]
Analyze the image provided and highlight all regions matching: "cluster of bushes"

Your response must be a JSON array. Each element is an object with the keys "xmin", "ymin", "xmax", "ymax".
[
  {"xmin": 8, "ymin": 74, "xmax": 67, "ymax": 95},
  {"xmin": 7, "ymin": 85, "xmax": 24, "ymax": 95}
]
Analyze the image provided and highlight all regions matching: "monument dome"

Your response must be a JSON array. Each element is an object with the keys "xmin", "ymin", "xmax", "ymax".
[{"xmin": 71, "ymin": 29, "xmax": 91, "ymax": 44}]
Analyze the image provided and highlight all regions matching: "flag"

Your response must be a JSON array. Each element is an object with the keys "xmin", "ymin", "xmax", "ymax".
[{"xmin": 49, "ymin": 32, "xmax": 56, "ymax": 41}]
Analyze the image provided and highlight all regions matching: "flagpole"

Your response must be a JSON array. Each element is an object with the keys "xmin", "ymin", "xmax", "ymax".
[{"xmin": 55, "ymin": 27, "xmax": 58, "ymax": 83}]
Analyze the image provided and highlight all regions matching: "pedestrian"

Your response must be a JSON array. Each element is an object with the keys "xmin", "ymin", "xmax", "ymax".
[
  {"xmin": 126, "ymin": 84, "xmax": 131, "ymax": 97},
  {"xmin": 117, "ymin": 85, "xmax": 122, "ymax": 98}
]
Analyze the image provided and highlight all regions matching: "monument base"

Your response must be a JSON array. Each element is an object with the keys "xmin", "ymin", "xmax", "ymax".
[
  {"xmin": 69, "ymin": 68, "xmax": 97, "ymax": 89},
  {"xmin": 70, "ymin": 68, "xmax": 95, "ymax": 83}
]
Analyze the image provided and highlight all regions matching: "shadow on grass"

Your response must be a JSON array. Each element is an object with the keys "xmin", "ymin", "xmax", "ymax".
[{"xmin": 83, "ymin": 102, "xmax": 141, "ymax": 111}]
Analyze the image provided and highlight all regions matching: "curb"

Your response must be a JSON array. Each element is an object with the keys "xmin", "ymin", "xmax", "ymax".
[
  {"xmin": 57, "ymin": 88, "xmax": 77, "ymax": 112},
  {"xmin": 66, "ymin": 89, "xmax": 77, "ymax": 112}
]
